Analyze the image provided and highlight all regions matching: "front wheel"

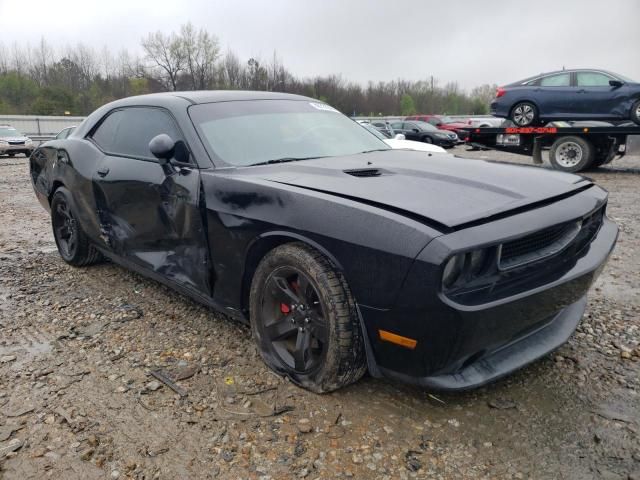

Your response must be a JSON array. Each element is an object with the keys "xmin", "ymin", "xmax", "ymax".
[
  {"xmin": 51, "ymin": 188, "xmax": 103, "ymax": 267},
  {"xmin": 510, "ymin": 102, "xmax": 538, "ymax": 126},
  {"xmin": 631, "ymin": 99, "xmax": 640, "ymax": 125},
  {"xmin": 423, "ymin": 136, "xmax": 433, "ymax": 144},
  {"xmin": 549, "ymin": 136, "xmax": 594, "ymax": 172},
  {"xmin": 249, "ymin": 243, "xmax": 367, "ymax": 393}
]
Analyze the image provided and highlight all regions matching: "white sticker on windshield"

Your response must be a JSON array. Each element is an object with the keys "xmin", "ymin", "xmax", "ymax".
[{"xmin": 309, "ymin": 102, "xmax": 339, "ymax": 113}]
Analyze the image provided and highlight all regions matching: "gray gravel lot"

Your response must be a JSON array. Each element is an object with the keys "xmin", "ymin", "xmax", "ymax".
[{"xmin": 0, "ymin": 149, "xmax": 639, "ymax": 479}]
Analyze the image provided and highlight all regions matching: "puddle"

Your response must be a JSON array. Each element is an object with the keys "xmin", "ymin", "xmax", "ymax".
[{"xmin": 0, "ymin": 340, "xmax": 53, "ymax": 369}]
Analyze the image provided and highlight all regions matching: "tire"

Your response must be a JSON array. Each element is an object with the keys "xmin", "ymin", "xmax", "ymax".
[
  {"xmin": 249, "ymin": 242, "xmax": 367, "ymax": 393},
  {"xmin": 549, "ymin": 136, "xmax": 595, "ymax": 172},
  {"xmin": 423, "ymin": 136, "xmax": 433, "ymax": 144},
  {"xmin": 510, "ymin": 102, "xmax": 538, "ymax": 126},
  {"xmin": 51, "ymin": 187, "xmax": 103, "ymax": 267},
  {"xmin": 8, "ymin": 153, "xmax": 15, "ymax": 157},
  {"xmin": 631, "ymin": 99, "xmax": 640, "ymax": 125}
]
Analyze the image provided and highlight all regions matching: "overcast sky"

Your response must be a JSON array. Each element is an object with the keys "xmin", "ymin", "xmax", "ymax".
[{"xmin": 1, "ymin": 0, "xmax": 638, "ymax": 91}]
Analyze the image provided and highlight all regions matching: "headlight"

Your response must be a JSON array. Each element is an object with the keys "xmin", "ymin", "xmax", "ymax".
[
  {"xmin": 435, "ymin": 133, "xmax": 449, "ymax": 138},
  {"xmin": 443, "ymin": 254, "xmax": 465, "ymax": 288},
  {"xmin": 0, "ymin": 140, "xmax": 8, "ymax": 145},
  {"xmin": 25, "ymin": 139, "xmax": 33, "ymax": 145},
  {"xmin": 442, "ymin": 248, "xmax": 492, "ymax": 289}
]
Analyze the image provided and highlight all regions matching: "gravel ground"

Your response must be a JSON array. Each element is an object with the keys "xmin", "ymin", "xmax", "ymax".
[{"xmin": 0, "ymin": 149, "xmax": 639, "ymax": 480}]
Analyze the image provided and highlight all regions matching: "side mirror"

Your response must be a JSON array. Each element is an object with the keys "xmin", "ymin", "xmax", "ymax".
[
  {"xmin": 149, "ymin": 134, "xmax": 175, "ymax": 165},
  {"xmin": 394, "ymin": 133, "xmax": 406, "ymax": 140},
  {"xmin": 412, "ymin": 128, "xmax": 420, "ymax": 133},
  {"xmin": 609, "ymin": 79, "xmax": 624, "ymax": 88}
]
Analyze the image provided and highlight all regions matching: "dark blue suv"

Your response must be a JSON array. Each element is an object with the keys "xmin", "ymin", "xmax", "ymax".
[{"xmin": 491, "ymin": 69, "xmax": 640, "ymax": 126}]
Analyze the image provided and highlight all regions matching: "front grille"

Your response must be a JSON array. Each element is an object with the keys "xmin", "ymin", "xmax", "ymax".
[
  {"xmin": 498, "ymin": 207, "xmax": 604, "ymax": 270},
  {"xmin": 499, "ymin": 221, "xmax": 581, "ymax": 270}
]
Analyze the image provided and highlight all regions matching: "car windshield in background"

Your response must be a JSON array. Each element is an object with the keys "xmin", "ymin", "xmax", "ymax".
[
  {"xmin": 415, "ymin": 122, "xmax": 438, "ymax": 131},
  {"xmin": 439, "ymin": 116, "xmax": 455, "ymax": 124},
  {"xmin": 0, "ymin": 127, "xmax": 21, "ymax": 137},
  {"xmin": 361, "ymin": 123, "xmax": 391, "ymax": 139},
  {"xmin": 189, "ymin": 100, "xmax": 389, "ymax": 166}
]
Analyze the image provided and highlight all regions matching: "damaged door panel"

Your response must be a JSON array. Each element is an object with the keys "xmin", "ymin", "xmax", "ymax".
[{"xmin": 90, "ymin": 106, "xmax": 211, "ymax": 297}]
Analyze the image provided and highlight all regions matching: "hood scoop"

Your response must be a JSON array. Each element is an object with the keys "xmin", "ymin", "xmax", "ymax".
[{"xmin": 343, "ymin": 168, "xmax": 391, "ymax": 178}]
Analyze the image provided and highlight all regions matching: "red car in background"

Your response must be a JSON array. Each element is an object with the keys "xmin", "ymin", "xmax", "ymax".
[{"xmin": 405, "ymin": 114, "xmax": 468, "ymax": 138}]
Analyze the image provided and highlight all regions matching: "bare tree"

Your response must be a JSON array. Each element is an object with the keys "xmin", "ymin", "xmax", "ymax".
[
  {"xmin": 180, "ymin": 22, "xmax": 220, "ymax": 90},
  {"xmin": 141, "ymin": 31, "xmax": 185, "ymax": 91},
  {"xmin": 221, "ymin": 50, "xmax": 242, "ymax": 89}
]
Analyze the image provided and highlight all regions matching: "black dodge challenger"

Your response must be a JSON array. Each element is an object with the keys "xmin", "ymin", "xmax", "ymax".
[{"xmin": 30, "ymin": 91, "xmax": 618, "ymax": 393}]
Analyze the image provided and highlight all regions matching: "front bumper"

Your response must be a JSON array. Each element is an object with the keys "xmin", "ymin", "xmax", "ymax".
[
  {"xmin": 359, "ymin": 189, "xmax": 617, "ymax": 391},
  {"xmin": 0, "ymin": 143, "xmax": 33, "ymax": 156}
]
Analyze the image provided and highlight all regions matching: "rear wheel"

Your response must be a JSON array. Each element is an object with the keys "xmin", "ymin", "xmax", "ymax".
[
  {"xmin": 510, "ymin": 102, "xmax": 538, "ymax": 126},
  {"xmin": 549, "ymin": 136, "xmax": 594, "ymax": 172},
  {"xmin": 631, "ymin": 99, "xmax": 640, "ymax": 125},
  {"xmin": 249, "ymin": 243, "xmax": 367, "ymax": 393},
  {"xmin": 51, "ymin": 188, "xmax": 103, "ymax": 267}
]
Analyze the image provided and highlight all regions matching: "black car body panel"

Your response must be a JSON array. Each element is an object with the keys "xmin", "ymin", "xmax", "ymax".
[
  {"xmin": 30, "ymin": 91, "xmax": 618, "ymax": 391},
  {"xmin": 491, "ymin": 69, "xmax": 640, "ymax": 123}
]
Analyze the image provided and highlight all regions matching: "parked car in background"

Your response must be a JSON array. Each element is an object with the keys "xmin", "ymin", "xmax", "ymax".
[
  {"xmin": 390, "ymin": 120, "xmax": 459, "ymax": 148},
  {"xmin": 0, "ymin": 125, "xmax": 34, "ymax": 157},
  {"xmin": 55, "ymin": 126, "xmax": 76, "ymax": 139},
  {"xmin": 405, "ymin": 114, "xmax": 470, "ymax": 136},
  {"xmin": 491, "ymin": 69, "xmax": 640, "ymax": 126},
  {"xmin": 360, "ymin": 122, "xmax": 447, "ymax": 153},
  {"xmin": 30, "ymin": 91, "xmax": 618, "ymax": 393}
]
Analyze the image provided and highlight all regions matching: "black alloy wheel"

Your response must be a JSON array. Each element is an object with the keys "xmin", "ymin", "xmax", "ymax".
[
  {"xmin": 51, "ymin": 188, "xmax": 102, "ymax": 266},
  {"xmin": 250, "ymin": 243, "xmax": 367, "ymax": 393},
  {"xmin": 52, "ymin": 194, "xmax": 79, "ymax": 261},
  {"xmin": 259, "ymin": 267, "xmax": 328, "ymax": 373}
]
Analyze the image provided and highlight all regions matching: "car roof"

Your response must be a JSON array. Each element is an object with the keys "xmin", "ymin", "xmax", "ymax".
[
  {"xmin": 507, "ymin": 68, "xmax": 624, "ymax": 86},
  {"xmin": 110, "ymin": 90, "xmax": 315, "ymax": 107}
]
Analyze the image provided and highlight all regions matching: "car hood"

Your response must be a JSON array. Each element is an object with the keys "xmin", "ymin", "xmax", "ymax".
[{"xmin": 246, "ymin": 150, "xmax": 591, "ymax": 229}]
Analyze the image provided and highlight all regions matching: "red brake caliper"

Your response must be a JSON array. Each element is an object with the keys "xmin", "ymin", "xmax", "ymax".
[{"xmin": 280, "ymin": 303, "xmax": 290, "ymax": 314}]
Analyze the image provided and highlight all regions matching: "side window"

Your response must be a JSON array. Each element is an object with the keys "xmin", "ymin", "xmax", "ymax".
[
  {"xmin": 426, "ymin": 118, "xmax": 439, "ymax": 126},
  {"xmin": 576, "ymin": 72, "xmax": 612, "ymax": 87},
  {"xmin": 540, "ymin": 73, "xmax": 570, "ymax": 87},
  {"xmin": 405, "ymin": 123, "xmax": 417, "ymax": 130},
  {"xmin": 390, "ymin": 122, "xmax": 403, "ymax": 130},
  {"xmin": 91, "ymin": 108, "xmax": 183, "ymax": 160}
]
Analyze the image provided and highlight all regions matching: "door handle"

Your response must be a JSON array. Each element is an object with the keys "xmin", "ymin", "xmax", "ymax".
[{"xmin": 97, "ymin": 167, "xmax": 110, "ymax": 177}]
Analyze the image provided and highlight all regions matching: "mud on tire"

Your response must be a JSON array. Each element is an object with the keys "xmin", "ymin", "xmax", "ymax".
[{"xmin": 249, "ymin": 242, "xmax": 367, "ymax": 393}]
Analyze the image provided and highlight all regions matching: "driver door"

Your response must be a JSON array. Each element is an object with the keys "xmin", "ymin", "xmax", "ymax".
[{"xmin": 88, "ymin": 107, "xmax": 211, "ymax": 297}]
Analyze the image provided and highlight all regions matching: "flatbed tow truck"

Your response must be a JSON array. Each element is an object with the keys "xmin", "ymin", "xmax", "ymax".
[{"xmin": 463, "ymin": 123, "xmax": 640, "ymax": 172}]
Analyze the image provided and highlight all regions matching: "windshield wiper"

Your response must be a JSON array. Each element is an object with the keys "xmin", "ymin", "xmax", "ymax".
[
  {"xmin": 249, "ymin": 156, "xmax": 325, "ymax": 167},
  {"xmin": 358, "ymin": 148, "xmax": 390, "ymax": 154}
]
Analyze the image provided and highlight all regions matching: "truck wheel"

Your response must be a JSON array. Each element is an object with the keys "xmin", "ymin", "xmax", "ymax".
[
  {"xmin": 631, "ymin": 99, "xmax": 640, "ymax": 125},
  {"xmin": 51, "ymin": 188, "xmax": 103, "ymax": 267},
  {"xmin": 249, "ymin": 242, "xmax": 367, "ymax": 393},
  {"xmin": 549, "ymin": 136, "xmax": 594, "ymax": 172},
  {"xmin": 510, "ymin": 102, "xmax": 538, "ymax": 126}
]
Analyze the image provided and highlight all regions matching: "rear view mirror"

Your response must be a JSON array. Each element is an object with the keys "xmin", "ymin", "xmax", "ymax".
[
  {"xmin": 149, "ymin": 134, "xmax": 175, "ymax": 165},
  {"xmin": 609, "ymin": 80, "xmax": 624, "ymax": 88},
  {"xmin": 394, "ymin": 134, "xmax": 406, "ymax": 140}
]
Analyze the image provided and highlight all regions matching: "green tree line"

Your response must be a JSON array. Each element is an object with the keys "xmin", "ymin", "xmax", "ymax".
[{"xmin": 0, "ymin": 24, "xmax": 495, "ymax": 117}]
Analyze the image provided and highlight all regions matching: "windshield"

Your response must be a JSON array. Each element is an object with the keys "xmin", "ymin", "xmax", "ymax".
[
  {"xmin": 0, "ymin": 127, "xmax": 23, "ymax": 138},
  {"xmin": 361, "ymin": 123, "xmax": 391, "ymax": 139},
  {"xmin": 438, "ymin": 116, "xmax": 456, "ymax": 124},
  {"xmin": 189, "ymin": 100, "xmax": 389, "ymax": 166},
  {"xmin": 609, "ymin": 71, "xmax": 637, "ymax": 83},
  {"xmin": 415, "ymin": 122, "xmax": 438, "ymax": 131}
]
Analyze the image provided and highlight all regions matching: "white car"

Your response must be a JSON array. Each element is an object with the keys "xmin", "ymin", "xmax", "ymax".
[
  {"xmin": 0, "ymin": 125, "xmax": 34, "ymax": 157},
  {"xmin": 360, "ymin": 122, "xmax": 447, "ymax": 153}
]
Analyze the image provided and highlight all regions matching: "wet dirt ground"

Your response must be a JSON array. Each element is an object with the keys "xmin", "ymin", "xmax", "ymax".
[{"xmin": 0, "ymin": 149, "xmax": 639, "ymax": 479}]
